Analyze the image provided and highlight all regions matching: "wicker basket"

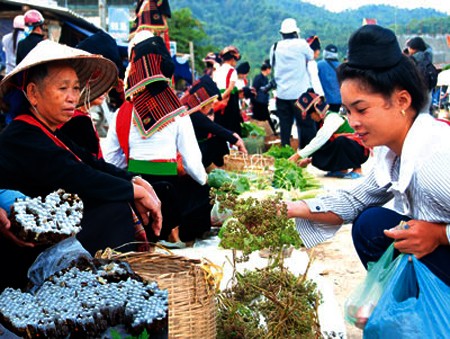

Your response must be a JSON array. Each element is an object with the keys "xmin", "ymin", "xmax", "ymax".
[
  {"xmin": 104, "ymin": 251, "xmax": 218, "ymax": 339},
  {"xmin": 223, "ymin": 150, "xmax": 275, "ymax": 175}
]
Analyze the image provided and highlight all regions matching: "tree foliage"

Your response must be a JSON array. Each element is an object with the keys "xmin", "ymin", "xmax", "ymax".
[
  {"xmin": 168, "ymin": 7, "xmax": 217, "ymax": 78},
  {"xmin": 169, "ymin": 0, "xmax": 448, "ymax": 78}
]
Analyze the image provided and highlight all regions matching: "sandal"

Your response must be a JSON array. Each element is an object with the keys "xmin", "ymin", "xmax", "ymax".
[
  {"xmin": 325, "ymin": 171, "xmax": 348, "ymax": 178},
  {"xmin": 343, "ymin": 171, "xmax": 362, "ymax": 179}
]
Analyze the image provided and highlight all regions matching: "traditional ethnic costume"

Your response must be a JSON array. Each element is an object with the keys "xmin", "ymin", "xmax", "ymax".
[
  {"xmin": 181, "ymin": 75, "xmax": 239, "ymax": 167},
  {"xmin": 295, "ymin": 91, "xmax": 369, "ymax": 173},
  {"xmin": 103, "ymin": 33, "xmax": 211, "ymax": 243},
  {"xmin": 213, "ymin": 49, "xmax": 243, "ymax": 136},
  {"xmin": 132, "ymin": 0, "xmax": 172, "ymax": 51},
  {"xmin": 0, "ymin": 40, "xmax": 143, "ymax": 291}
]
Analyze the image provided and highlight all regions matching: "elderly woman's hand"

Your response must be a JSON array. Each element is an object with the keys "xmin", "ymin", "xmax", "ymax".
[
  {"xmin": 133, "ymin": 183, "xmax": 162, "ymax": 237},
  {"xmin": 233, "ymin": 133, "xmax": 248, "ymax": 154},
  {"xmin": 384, "ymin": 220, "xmax": 448, "ymax": 259},
  {"xmin": 0, "ymin": 208, "xmax": 35, "ymax": 247}
]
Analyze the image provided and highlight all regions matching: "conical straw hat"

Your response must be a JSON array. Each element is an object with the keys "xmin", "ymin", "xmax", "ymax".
[{"xmin": 0, "ymin": 39, "xmax": 118, "ymax": 107}]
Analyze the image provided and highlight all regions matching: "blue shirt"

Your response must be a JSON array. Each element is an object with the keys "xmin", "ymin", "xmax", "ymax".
[
  {"xmin": 0, "ymin": 189, "xmax": 25, "ymax": 215},
  {"xmin": 317, "ymin": 58, "xmax": 342, "ymax": 105}
]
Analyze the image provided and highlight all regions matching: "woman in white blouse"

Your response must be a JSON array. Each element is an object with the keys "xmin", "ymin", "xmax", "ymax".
[{"xmin": 287, "ymin": 24, "xmax": 450, "ymax": 286}]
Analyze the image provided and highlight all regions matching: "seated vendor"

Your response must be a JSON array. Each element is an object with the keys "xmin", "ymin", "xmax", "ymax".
[
  {"xmin": 289, "ymin": 90, "xmax": 369, "ymax": 179},
  {"xmin": 0, "ymin": 40, "xmax": 162, "ymax": 291}
]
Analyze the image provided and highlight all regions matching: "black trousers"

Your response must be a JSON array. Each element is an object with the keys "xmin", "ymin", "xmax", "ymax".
[
  {"xmin": 311, "ymin": 136, "xmax": 369, "ymax": 172},
  {"xmin": 142, "ymin": 174, "xmax": 212, "ymax": 242},
  {"xmin": 252, "ymin": 101, "xmax": 277, "ymax": 134}
]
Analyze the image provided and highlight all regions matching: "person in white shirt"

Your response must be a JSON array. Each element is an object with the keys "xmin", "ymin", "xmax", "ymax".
[
  {"xmin": 103, "ymin": 31, "xmax": 211, "ymax": 247},
  {"xmin": 286, "ymin": 25, "xmax": 450, "ymax": 287},
  {"xmin": 306, "ymin": 35, "xmax": 324, "ymax": 96},
  {"xmin": 270, "ymin": 18, "xmax": 315, "ymax": 148},
  {"xmin": 2, "ymin": 15, "xmax": 25, "ymax": 75}
]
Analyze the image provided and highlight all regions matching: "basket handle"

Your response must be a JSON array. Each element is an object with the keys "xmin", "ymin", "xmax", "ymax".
[{"xmin": 95, "ymin": 242, "xmax": 174, "ymax": 259}]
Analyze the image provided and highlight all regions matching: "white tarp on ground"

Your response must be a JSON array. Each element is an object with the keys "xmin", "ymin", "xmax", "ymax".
[{"xmin": 163, "ymin": 236, "xmax": 347, "ymax": 338}]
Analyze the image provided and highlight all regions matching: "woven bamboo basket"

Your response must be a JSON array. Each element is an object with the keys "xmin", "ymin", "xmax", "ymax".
[
  {"xmin": 223, "ymin": 150, "xmax": 275, "ymax": 175},
  {"xmin": 102, "ymin": 251, "xmax": 218, "ymax": 339}
]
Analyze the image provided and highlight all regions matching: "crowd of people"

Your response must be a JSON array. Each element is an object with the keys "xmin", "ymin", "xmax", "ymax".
[{"xmin": 0, "ymin": 4, "xmax": 448, "ymax": 335}]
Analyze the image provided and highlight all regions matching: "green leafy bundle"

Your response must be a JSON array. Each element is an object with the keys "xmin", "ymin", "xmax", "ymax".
[
  {"xmin": 272, "ymin": 159, "xmax": 321, "ymax": 191},
  {"xmin": 240, "ymin": 121, "xmax": 267, "ymax": 137},
  {"xmin": 214, "ymin": 192, "xmax": 302, "ymax": 257},
  {"xmin": 208, "ymin": 169, "xmax": 271, "ymax": 195},
  {"xmin": 263, "ymin": 144, "xmax": 296, "ymax": 159}
]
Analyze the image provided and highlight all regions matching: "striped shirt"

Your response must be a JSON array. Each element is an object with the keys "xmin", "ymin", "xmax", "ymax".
[{"xmin": 296, "ymin": 113, "xmax": 450, "ymax": 248}]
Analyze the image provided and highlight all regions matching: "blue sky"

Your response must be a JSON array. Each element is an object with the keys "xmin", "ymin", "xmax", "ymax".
[{"xmin": 303, "ymin": 0, "xmax": 450, "ymax": 15}]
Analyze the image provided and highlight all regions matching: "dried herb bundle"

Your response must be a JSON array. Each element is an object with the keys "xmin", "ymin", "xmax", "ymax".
[{"xmin": 217, "ymin": 267, "xmax": 321, "ymax": 338}]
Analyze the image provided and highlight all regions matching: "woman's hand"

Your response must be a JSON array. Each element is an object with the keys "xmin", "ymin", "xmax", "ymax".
[
  {"xmin": 133, "ymin": 184, "xmax": 162, "ymax": 237},
  {"xmin": 0, "ymin": 208, "xmax": 35, "ymax": 247},
  {"xmin": 133, "ymin": 176, "xmax": 159, "ymax": 202},
  {"xmin": 384, "ymin": 220, "xmax": 447, "ymax": 258},
  {"xmin": 288, "ymin": 153, "xmax": 311, "ymax": 168},
  {"xmin": 285, "ymin": 200, "xmax": 308, "ymax": 218},
  {"xmin": 298, "ymin": 157, "xmax": 312, "ymax": 168},
  {"xmin": 233, "ymin": 133, "xmax": 248, "ymax": 154},
  {"xmin": 288, "ymin": 153, "xmax": 300, "ymax": 163}
]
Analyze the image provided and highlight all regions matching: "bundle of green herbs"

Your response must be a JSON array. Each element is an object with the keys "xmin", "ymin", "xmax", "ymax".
[
  {"xmin": 212, "ymin": 190, "xmax": 302, "ymax": 259},
  {"xmin": 212, "ymin": 189, "xmax": 322, "ymax": 338}
]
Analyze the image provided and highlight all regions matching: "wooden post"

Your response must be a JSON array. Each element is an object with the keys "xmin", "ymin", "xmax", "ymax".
[
  {"xmin": 99, "ymin": 0, "xmax": 107, "ymax": 30},
  {"xmin": 189, "ymin": 41, "xmax": 195, "ymax": 83}
]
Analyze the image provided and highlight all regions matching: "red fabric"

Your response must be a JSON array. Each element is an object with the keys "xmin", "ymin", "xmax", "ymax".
[
  {"xmin": 116, "ymin": 101, "xmax": 134, "ymax": 161},
  {"xmin": 225, "ymin": 67, "xmax": 234, "ymax": 89},
  {"xmin": 436, "ymin": 118, "xmax": 450, "ymax": 126}
]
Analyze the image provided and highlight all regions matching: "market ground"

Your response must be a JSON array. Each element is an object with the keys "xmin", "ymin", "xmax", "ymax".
[{"xmin": 306, "ymin": 157, "xmax": 375, "ymax": 339}]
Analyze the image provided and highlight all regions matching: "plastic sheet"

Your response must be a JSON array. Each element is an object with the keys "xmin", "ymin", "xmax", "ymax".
[{"xmin": 27, "ymin": 237, "xmax": 92, "ymax": 291}]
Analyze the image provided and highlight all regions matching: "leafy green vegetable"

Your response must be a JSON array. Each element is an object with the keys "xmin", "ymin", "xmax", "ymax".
[
  {"xmin": 208, "ymin": 169, "xmax": 252, "ymax": 195},
  {"xmin": 263, "ymin": 145, "xmax": 295, "ymax": 159},
  {"xmin": 208, "ymin": 169, "xmax": 272, "ymax": 195},
  {"xmin": 208, "ymin": 169, "xmax": 231, "ymax": 188},
  {"xmin": 272, "ymin": 159, "xmax": 321, "ymax": 191}
]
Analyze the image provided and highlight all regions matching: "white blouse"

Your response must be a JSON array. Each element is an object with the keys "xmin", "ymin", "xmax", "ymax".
[
  {"xmin": 295, "ymin": 113, "xmax": 450, "ymax": 247},
  {"xmin": 103, "ymin": 111, "xmax": 207, "ymax": 185}
]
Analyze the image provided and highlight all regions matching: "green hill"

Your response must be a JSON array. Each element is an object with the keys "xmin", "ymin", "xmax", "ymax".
[{"xmin": 169, "ymin": 0, "xmax": 447, "ymax": 75}]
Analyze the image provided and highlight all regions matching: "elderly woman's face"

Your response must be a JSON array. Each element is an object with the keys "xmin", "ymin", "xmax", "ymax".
[
  {"xmin": 340, "ymin": 79, "xmax": 412, "ymax": 154},
  {"xmin": 27, "ymin": 64, "xmax": 81, "ymax": 130}
]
